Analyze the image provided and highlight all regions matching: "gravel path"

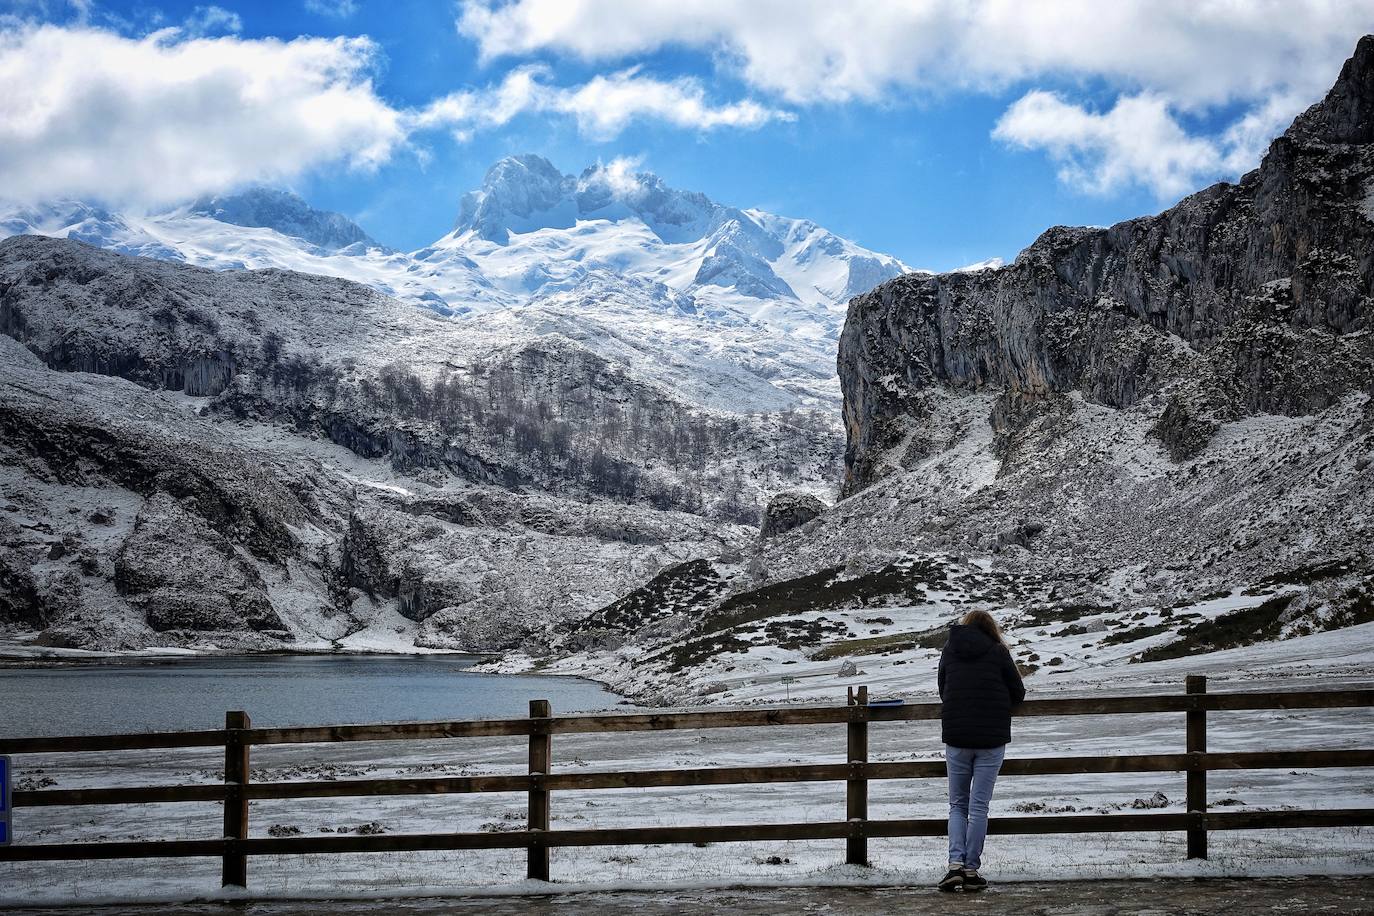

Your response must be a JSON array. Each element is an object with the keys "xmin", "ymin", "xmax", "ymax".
[{"xmin": 11, "ymin": 877, "xmax": 1374, "ymax": 915}]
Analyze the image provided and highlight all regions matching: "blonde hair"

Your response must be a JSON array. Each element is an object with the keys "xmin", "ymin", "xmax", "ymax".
[{"xmin": 960, "ymin": 609, "xmax": 1006, "ymax": 645}]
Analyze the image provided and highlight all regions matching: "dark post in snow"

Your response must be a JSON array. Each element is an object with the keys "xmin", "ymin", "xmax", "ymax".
[
  {"xmin": 846, "ymin": 685, "xmax": 869, "ymax": 866},
  {"xmin": 1185, "ymin": 675, "xmax": 1208, "ymax": 860},
  {"xmin": 528, "ymin": 698, "xmax": 552, "ymax": 881},
  {"xmin": 222, "ymin": 710, "xmax": 251, "ymax": 888}
]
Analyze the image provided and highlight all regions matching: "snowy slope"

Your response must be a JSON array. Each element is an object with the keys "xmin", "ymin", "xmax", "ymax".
[
  {"xmin": 427, "ymin": 155, "xmax": 914, "ymax": 341},
  {"xmin": 0, "ymin": 194, "xmax": 510, "ymax": 316},
  {"xmin": 0, "ymin": 156, "xmax": 914, "ymax": 411}
]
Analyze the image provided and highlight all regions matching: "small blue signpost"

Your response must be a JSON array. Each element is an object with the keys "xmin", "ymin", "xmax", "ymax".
[{"xmin": 0, "ymin": 755, "xmax": 10, "ymax": 846}]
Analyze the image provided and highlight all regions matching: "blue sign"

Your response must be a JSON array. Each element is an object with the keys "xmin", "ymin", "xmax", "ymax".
[{"xmin": 0, "ymin": 755, "xmax": 10, "ymax": 845}]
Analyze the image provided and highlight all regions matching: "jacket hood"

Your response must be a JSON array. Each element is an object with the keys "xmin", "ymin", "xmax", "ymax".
[{"xmin": 947, "ymin": 623, "xmax": 998, "ymax": 660}]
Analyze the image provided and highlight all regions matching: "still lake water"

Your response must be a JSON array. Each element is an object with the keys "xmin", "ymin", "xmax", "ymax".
[{"xmin": 0, "ymin": 654, "xmax": 624, "ymax": 737}]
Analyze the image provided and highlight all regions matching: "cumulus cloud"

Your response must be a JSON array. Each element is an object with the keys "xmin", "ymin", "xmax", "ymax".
[
  {"xmin": 582, "ymin": 155, "xmax": 645, "ymax": 199},
  {"xmin": 992, "ymin": 88, "xmax": 1320, "ymax": 198},
  {"xmin": 993, "ymin": 92, "xmax": 1222, "ymax": 198},
  {"xmin": 457, "ymin": 0, "xmax": 1371, "ymax": 107},
  {"xmin": 0, "ymin": 24, "xmax": 404, "ymax": 206},
  {"xmin": 0, "ymin": 23, "xmax": 780, "ymax": 207},
  {"xmin": 414, "ymin": 64, "xmax": 787, "ymax": 141},
  {"xmin": 458, "ymin": 0, "xmax": 1372, "ymax": 194}
]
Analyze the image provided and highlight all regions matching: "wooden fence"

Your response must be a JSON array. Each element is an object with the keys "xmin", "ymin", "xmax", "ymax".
[{"xmin": 1, "ymin": 676, "xmax": 1372, "ymax": 891}]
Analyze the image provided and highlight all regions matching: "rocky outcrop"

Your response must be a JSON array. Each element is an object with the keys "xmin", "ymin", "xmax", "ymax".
[
  {"xmin": 759, "ymin": 491, "xmax": 827, "ymax": 539},
  {"xmin": 114, "ymin": 493, "xmax": 287, "ymax": 635},
  {"xmin": 839, "ymin": 35, "xmax": 1374, "ymax": 490}
]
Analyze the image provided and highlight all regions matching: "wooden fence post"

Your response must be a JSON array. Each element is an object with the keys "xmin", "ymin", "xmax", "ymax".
[
  {"xmin": 528, "ymin": 699, "xmax": 552, "ymax": 881},
  {"xmin": 846, "ymin": 685, "xmax": 869, "ymax": 866},
  {"xmin": 1185, "ymin": 675, "xmax": 1207, "ymax": 860},
  {"xmin": 222, "ymin": 710, "xmax": 251, "ymax": 888}
]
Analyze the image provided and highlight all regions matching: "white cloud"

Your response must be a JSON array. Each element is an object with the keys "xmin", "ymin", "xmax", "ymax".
[
  {"xmin": 458, "ymin": 0, "xmax": 1374, "ymax": 195},
  {"xmin": 303, "ymin": 0, "xmax": 359, "ymax": 18},
  {"xmin": 993, "ymin": 92, "xmax": 1223, "ymax": 198},
  {"xmin": 457, "ymin": 0, "xmax": 1373, "ymax": 108},
  {"xmin": 0, "ymin": 23, "xmax": 779, "ymax": 207},
  {"xmin": 580, "ymin": 155, "xmax": 646, "ymax": 200},
  {"xmin": 992, "ymin": 87, "xmax": 1321, "ymax": 198},
  {"xmin": 0, "ymin": 25, "xmax": 404, "ymax": 207},
  {"xmin": 414, "ymin": 64, "xmax": 788, "ymax": 141},
  {"xmin": 1217, "ymin": 90, "xmax": 1313, "ymax": 175}
]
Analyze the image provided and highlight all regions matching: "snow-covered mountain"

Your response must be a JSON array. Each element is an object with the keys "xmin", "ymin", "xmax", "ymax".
[
  {"xmin": 0, "ymin": 156, "xmax": 913, "ymax": 409},
  {"xmin": 5, "ymin": 33, "xmax": 1374, "ymax": 687},
  {"xmin": 186, "ymin": 187, "xmax": 389, "ymax": 253},
  {"xmin": 0, "ymin": 234, "xmax": 828, "ymax": 651},
  {"xmin": 430, "ymin": 154, "xmax": 912, "ymax": 336},
  {"xmin": 0, "ymin": 157, "xmax": 910, "ymax": 653}
]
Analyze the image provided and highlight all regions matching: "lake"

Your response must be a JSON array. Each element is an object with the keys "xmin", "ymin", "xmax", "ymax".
[{"xmin": 0, "ymin": 654, "xmax": 625, "ymax": 737}]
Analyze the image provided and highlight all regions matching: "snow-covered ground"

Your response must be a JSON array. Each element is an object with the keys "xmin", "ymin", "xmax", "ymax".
[{"xmin": 4, "ymin": 651, "xmax": 1371, "ymax": 905}]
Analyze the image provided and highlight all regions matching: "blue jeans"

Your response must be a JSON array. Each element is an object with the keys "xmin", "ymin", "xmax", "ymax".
[{"xmin": 946, "ymin": 744, "xmax": 1006, "ymax": 870}]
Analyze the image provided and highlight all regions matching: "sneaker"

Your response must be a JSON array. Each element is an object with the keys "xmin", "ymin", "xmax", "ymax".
[
  {"xmin": 962, "ymin": 868, "xmax": 988, "ymax": 891},
  {"xmin": 937, "ymin": 866, "xmax": 965, "ymax": 892}
]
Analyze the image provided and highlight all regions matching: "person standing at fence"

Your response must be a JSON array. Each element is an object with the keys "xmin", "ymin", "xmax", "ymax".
[{"xmin": 936, "ymin": 609, "xmax": 1025, "ymax": 893}]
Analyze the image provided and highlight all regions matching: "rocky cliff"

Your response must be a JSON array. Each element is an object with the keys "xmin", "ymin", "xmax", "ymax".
[{"xmin": 840, "ymin": 35, "xmax": 1374, "ymax": 487}]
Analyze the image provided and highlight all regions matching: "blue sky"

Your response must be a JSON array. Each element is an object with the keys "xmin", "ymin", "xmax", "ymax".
[{"xmin": 3, "ymin": 1, "xmax": 1372, "ymax": 270}]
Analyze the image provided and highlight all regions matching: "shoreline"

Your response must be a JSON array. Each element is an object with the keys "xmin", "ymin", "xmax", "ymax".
[{"xmin": 0, "ymin": 641, "xmax": 498, "ymax": 668}]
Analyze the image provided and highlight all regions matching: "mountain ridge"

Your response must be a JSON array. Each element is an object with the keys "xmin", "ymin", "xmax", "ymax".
[
  {"xmin": 186, "ymin": 187, "xmax": 386, "ymax": 253},
  {"xmin": 0, "ymin": 155, "xmax": 915, "ymax": 412}
]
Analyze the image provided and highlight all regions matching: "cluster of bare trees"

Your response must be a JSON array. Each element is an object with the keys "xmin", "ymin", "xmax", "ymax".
[
  {"xmin": 365, "ymin": 357, "xmax": 839, "ymax": 523},
  {"xmin": 239, "ymin": 338, "xmax": 840, "ymax": 522}
]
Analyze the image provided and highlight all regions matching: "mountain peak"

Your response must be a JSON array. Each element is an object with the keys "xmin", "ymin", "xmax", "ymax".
[
  {"xmin": 1286, "ymin": 33, "xmax": 1374, "ymax": 144},
  {"xmin": 188, "ymin": 187, "xmax": 381, "ymax": 252},
  {"xmin": 455, "ymin": 154, "xmax": 575, "ymax": 242},
  {"xmin": 453, "ymin": 154, "xmax": 725, "ymax": 245}
]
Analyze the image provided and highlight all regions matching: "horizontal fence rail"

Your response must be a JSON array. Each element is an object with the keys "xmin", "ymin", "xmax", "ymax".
[
  {"xmin": 15, "ymin": 749, "xmax": 1374, "ymax": 809},
  {"xmin": 7, "ymin": 689, "xmax": 1372, "ymax": 756},
  {"xmin": 1, "ymin": 679, "xmax": 1372, "ymax": 889}
]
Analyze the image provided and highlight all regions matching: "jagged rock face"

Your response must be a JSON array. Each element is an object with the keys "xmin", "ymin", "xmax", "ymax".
[
  {"xmin": 457, "ymin": 155, "xmax": 574, "ymax": 242},
  {"xmin": 456, "ymin": 153, "xmax": 727, "ymax": 245},
  {"xmin": 839, "ymin": 35, "xmax": 1374, "ymax": 488},
  {"xmin": 759, "ymin": 492, "xmax": 827, "ymax": 539}
]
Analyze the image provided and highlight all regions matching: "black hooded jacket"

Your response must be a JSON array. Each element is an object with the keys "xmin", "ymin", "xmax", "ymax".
[{"xmin": 937, "ymin": 624, "xmax": 1026, "ymax": 748}]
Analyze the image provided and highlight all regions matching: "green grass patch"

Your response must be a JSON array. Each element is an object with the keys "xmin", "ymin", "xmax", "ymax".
[
  {"xmin": 695, "ymin": 557, "xmax": 948, "ymax": 636},
  {"xmin": 1250, "ymin": 561, "xmax": 1352, "ymax": 591},
  {"xmin": 576, "ymin": 558, "xmax": 724, "ymax": 634},
  {"xmin": 1101, "ymin": 620, "xmax": 1175, "ymax": 647},
  {"xmin": 1018, "ymin": 603, "xmax": 1115, "ymax": 627}
]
